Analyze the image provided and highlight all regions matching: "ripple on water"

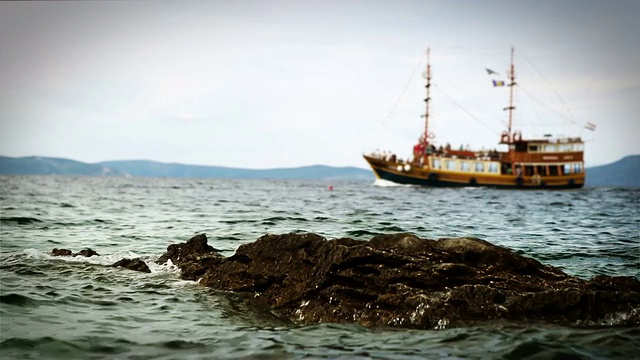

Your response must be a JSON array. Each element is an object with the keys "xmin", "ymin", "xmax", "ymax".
[
  {"xmin": 0, "ymin": 293, "xmax": 39, "ymax": 307},
  {"xmin": 0, "ymin": 216, "xmax": 43, "ymax": 225}
]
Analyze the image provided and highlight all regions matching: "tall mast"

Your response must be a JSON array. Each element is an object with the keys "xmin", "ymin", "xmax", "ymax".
[
  {"xmin": 423, "ymin": 48, "xmax": 431, "ymax": 143},
  {"xmin": 506, "ymin": 47, "xmax": 516, "ymax": 140}
]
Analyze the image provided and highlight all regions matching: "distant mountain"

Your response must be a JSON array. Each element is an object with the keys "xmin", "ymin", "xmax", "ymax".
[
  {"xmin": 100, "ymin": 160, "xmax": 373, "ymax": 180},
  {"xmin": 585, "ymin": 155, "xmax": 640, "ymax": 188},
  {"xmin": 0, "ymin": 156, "xmax": 373, "ymax": 180},
  {"xmin": 0, "ymin": 156, "xmax": 123, "ymax": 176}
]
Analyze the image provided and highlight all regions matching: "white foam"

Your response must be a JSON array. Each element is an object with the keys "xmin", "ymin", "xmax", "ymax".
[
  {"xmin": 600, "ymin": 307, "xmax": 639, "ymax": 326},
  {"xmin": 25, "ymin": 248, "xmax": 140, "ymax": 266},
  {"xmin": 23, "ymin": 249, "xmax": 181, "ymax": 276},
  {"xmin": 373, "ymin": 179, "xmax": 412, "ymax": 187},
  {"xmin": 147, "ymin": 258, "xmax": 181, "ymax": 275}
]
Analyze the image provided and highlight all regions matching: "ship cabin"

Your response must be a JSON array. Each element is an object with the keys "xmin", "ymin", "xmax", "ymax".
[
  {"xmin": 421, "ymin": 134, "xmax": 585, "ymax": 187},
  {"xmin": 499, "ymin": 135, "xmax": 585, "ymax": 178}
]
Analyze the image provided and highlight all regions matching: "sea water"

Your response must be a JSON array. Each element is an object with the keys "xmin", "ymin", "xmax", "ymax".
[{"xmin": 1, "ymin": 176, "xmax": 638, "ymax": 359}]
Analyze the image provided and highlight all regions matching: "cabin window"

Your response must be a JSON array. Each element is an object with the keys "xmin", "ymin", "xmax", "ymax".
[
  {"xmin": 446, "ymin": 160, "xmax": 457, "ymax": 171},
  {"xmin": 563, "ymin": 164, "xmax": 572, "ymax": 175},
  {"xmin": 515, "ymin": 143, "xmax": 527, "ymax": 152},
  {"xmin": 549, "ymin": 165, "xmax": 559, "ymax": 176},
  {"xmin": 574, "ymin": 144, "xmax": 584, "ymax": 151},
  {"xmin": 432, "ymin": 158, "xmax": 441, "ymax": 169},
  {"xmin": 573, "ymin": 163, "xmax": 583, "ymax": 173},
  {"xmin": 474, "ymin": 162, "xmax": 484, "ymax": 172},
  {"xmin": 535, "ymin": 165, "xmax": 545, "ymax": 176},
  {"xmin": 525, "ymin": 166, "xmax": 534, "ymax": 176},
  {"xmin": 529, "ymin": 145, "xmax": 539, "ymax": 152},
  {"xmin": 460, "ymin": 161, "xmax": 471, "ymax": 171},
  {"xmin": 488, "ymin": 163, "xmax": 499, "ymax": 173},
  {"xmin": 559, "ymin": 144, "xmax": 572, "ymax": 152}
]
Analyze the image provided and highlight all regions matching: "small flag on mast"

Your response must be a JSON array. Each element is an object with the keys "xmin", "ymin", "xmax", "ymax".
[
  {"xmin": 492, "ymin": 80, "xmax": 506, "ymax": 87},
  {"xmin": 584, "ymin": 122, "xmax": 596, "ymax": 131},
  {"xmin": 485, "ymin": 68, "xmax": 500, "ymax": 75}
]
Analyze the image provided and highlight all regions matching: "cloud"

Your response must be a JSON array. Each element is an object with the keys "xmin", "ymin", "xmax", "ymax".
[{"xmin": 174, "ymin": 112, "xmax": 204, "ymax": 122}]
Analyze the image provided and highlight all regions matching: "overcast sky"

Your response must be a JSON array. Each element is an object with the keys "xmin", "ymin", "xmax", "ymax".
[{"xmin": 1, "ymin": 0, "xmax": 638, "ymax": 168}]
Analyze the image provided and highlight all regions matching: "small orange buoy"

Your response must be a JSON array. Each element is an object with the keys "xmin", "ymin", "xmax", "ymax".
[{"xmin": 328, "ymin": 185, "xmax": 333, "ymax": 191}]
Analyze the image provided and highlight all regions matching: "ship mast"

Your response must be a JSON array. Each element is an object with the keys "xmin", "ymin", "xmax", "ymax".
[
  {"xmin": 423, "ymin": 48, "xmax": 431, "ymax": 144},
  {"xmin": 506, "ymin": 47, "xmax": 516, "ymax": 141}
]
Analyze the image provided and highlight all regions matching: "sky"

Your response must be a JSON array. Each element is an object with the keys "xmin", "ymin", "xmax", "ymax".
[{"xmin": 1, "ymin": 0, "xmax": 638, "ymax": 169}]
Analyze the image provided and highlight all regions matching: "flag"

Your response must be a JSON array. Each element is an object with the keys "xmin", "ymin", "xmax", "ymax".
[
  {"xmin": 492, "ymin": 80, "xmax": 506, "ymax": 87},
  {"xmin": 584, "ymin": 122, "xmax": 596, "ymax": 131},
  {"xmin": 485, "ymin": 68, "xmax": 499, "ymax": 75}
]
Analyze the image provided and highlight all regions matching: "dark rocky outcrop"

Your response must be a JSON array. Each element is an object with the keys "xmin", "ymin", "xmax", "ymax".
[
  {"xmin": 158, "ymin": 233, "xmax": 640, "ymax": 329},
  {"xmin": 112, "ymin": 258, "xmax": 151, "ymax": 273},
  {"xmin": 156, "ymin": 233, "xmax": 223, "ymax": 280},
  {"xmin": 74, "ymin": 248, "xmax": 100, "ymax": 257},
  {"xmin": 49, "ymin": 247, "xmax": 153, "ymax": 273},
  {"xmin": 51, "ymin": 248, "xmax": 72, "ymax": 256},
  {"xmin": 50, "ymin": 248, "xmax": 100, "ymax": 257}
]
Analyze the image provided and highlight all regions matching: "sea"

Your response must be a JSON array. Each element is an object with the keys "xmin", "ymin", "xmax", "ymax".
[{"xmin": 0, "ymin": 175, "xmax": 638, "ymax": 359}]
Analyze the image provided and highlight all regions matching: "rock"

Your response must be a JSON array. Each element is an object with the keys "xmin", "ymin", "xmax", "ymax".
[
  {"xmin": 156, "ymin": 234, "xmax": 223, "ymax": 280},
  {"xmin": 112, "ymin": 258, "xmax": 151, "ymax": 273},
  {"xmin": 50, "ymin": 248, "xmax": 99, "ymax": 257},
  {"xmin": 51, "ymin": 248, "xmax": 72, "ymax": 256},
  {"xmin": 163, "ymin": 232, "xmax": 640, "ymax": 328},
  {"xmin": 74, "ymin": 248, "xmax": 100, "ymax": 257}
]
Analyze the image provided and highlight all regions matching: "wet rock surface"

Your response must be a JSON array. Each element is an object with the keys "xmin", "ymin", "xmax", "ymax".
[
  {"xmin": 50, "ymin": 248, "xmax": 100, "ymax": 257},
  {"xmin": 50, "ymin": 248, "xmax": 151, "ymax": 273},
  {"xmin": 51, "ymin": 248, "xmax": 72, "ymax": 256},
  {"xmin": 74, "ymin": 248, "xmax": 100, "ymax": 257},
  {"xmin": 158, "ymin": 233, "xmax": 640, "ymax": 329},
  {"xmin": 112, "ymin": 258, "xmax": 151, "ymax": 273},
  {"xmin": 156, "ymin": 233, "xmax": 223, "ymax": 280}
]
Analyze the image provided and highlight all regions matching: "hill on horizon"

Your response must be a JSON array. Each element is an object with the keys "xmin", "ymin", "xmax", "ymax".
[
  {"xmin": 0, "ymin": 156, "xmax": 123, "ymax": 176},
  {"xmin": 584, "ymin": 155, "xmax": 640, "ymax": 188},
  {"xmin": 0, "ymin": 156, "xmax": 373, "ymax": 181},
  {"xmin": 1, "ymin": 155, "xmax": 638, "ymax": 187}
]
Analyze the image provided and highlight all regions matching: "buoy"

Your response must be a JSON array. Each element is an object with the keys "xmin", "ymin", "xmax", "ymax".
[{"xmin": 328, "ymin": 185, "xmax": 333, "ymax": 191}]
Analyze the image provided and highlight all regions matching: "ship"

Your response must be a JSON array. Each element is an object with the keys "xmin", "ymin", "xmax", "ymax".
[{"xmin": 363, "ymin": 48, "xmax": 585, "ymax": 189}]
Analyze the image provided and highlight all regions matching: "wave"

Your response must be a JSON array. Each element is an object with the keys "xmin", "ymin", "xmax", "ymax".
[
  {"xmin": 11, "ymin": 249, "xmax": 180, "ymax": 276},
  {"xmin": 378, "ymin": 225, "xmax": 405, "ymax": 232},
  {"xmin": 346, "ymin": 229, "xmax": 381, "ymax": 238},
  {"xmin": 0, "ymin": 217, "xmax": 42, "ymax": 225},
  {"xmin": 0, "ymin": 293, "xmax": 39, "ymax": 307},
  {"xmin": 2, "ymin": 327, "xmax": 639, "ymax": 360},
  {"xmin": 0, "ymin": 336, "xmax": 209, "ymax": 358},
  {"xmin": 373, "ymin": 179, "xmax": 413, "ymax": 187}
]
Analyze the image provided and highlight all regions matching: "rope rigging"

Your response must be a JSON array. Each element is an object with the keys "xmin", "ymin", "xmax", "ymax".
[
  {"xmin": 381, "ymin": 47, "xmax": 578, "ymax": 141},
  {"xmin": 382, "ymin": 56, "xmax": 424, "ymax": 126},
  {"xmin": 515, "ymin": 50, "xmax": 577, "ymax": 125},
  {"xmin": 433, "ymin": 83, "xmax": 501, "ymax": 136}
]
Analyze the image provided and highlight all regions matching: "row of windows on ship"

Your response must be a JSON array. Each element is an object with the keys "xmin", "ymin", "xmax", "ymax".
[
  {"xmin": 524, "ymin": 143, "xmax": 584, "ymax": 153},
  {"xmin": 417, "ymin": 142, "xmax": 585, "ymax": 155},
  {"xmin": 424, "ymin": 158, "xmax": 584, "ymax": 175}
]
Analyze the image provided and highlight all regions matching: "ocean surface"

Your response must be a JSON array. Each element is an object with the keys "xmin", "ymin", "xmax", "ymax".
[{"xmin": 1, "ymin": 175, "xmax": 638, "ymax": 359}]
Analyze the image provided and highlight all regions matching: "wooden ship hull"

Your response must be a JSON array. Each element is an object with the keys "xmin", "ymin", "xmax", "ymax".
[
  {"xmin": 365, "ymin": 48, "xmax": 586, "ymax": 190},
  {"xmin": 363, "ymin": 151, "xmax": 585, "ymax": 189}
]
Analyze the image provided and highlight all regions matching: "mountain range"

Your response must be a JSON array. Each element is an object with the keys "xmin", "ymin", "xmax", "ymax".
[
  {"xmin": 583, "ymin": 155, "xmax": 640, "ymax": 188},
  {"xmin": 0, "ymin": 155, "xmax": 638, "ymax": 187},
  {"xmin": 0, "ymin": 156, "xmax": 373, "ymax": 181}
]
